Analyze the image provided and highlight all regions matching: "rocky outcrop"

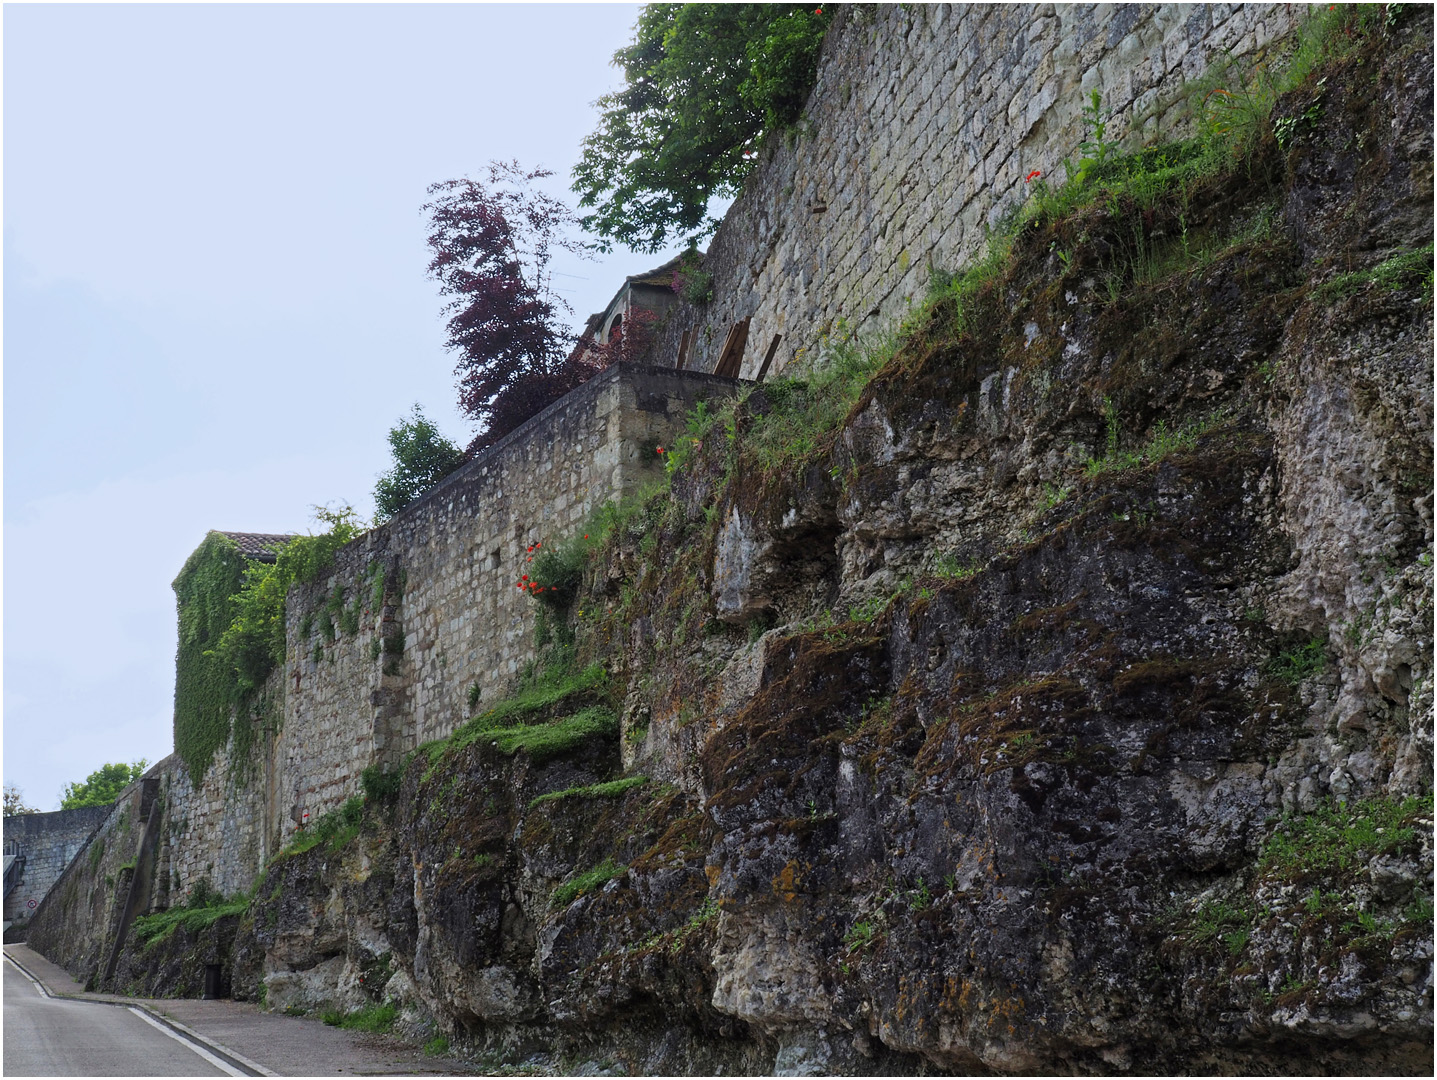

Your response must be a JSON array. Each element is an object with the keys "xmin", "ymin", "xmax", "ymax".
[{"xmin": 93, "ymin": 8, "xmax": 1433, "ymax": 1076}]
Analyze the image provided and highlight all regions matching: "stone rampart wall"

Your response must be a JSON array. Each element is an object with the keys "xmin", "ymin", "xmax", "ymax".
[
  {"xmin": 25, "ymin": 366, "xmax": 739, "ymax": 960},
  {"xmin": 3, "ymin": 805, "xmax": 111, "ymax": 929},
  {"xmin": 270, "ymin": 364, "xmax": 740, "ymax": 835},
  {"xmin": 659, "ymin": 2, "xmax": 1302, "ymax": 378},
  {"xmin": 158, "ymin": 687, "xmax": 278, "ymax": 900},
  {"xmin": 23, "ymin": 780, "xmax": 152, "ymax": 980},
  {"xmin": 24, "ymin": 3, "xmax": 1317, "ymax": 979}
]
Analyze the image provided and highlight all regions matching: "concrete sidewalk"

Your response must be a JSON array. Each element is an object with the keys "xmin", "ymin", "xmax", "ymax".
[{"xmin": 4, "ymin": 943, "xmax": 474, "ymax": 1076}]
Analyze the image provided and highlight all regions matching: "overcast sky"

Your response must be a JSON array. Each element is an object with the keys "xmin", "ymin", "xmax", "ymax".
[{"xmin": 3, "ymin": 2, "xmax": 699, "ymax": 810}]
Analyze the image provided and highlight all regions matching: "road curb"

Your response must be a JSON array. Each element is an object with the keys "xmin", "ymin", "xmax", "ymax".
[
  {"xmin": 4, "ymin": 947, "xmax": 276, "ymax": 1077},
  {"xmin": 127, "ymin": 1004, "xmax": 278, "ymax": 1077}
]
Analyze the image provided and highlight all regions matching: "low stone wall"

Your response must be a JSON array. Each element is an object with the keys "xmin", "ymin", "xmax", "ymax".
[
  {"xmin": 3, "ymin": 805, "xmax": 111, "ymax": 931},
  {"xmin": 657, "ymin": 2, "xmax": 1303, "ymax": 378}
]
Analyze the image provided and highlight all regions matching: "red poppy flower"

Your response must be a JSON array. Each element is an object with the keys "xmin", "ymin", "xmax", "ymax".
[{"xmin": 1025, "ymin": 169, "xmax": 1042, "ymax": 183}]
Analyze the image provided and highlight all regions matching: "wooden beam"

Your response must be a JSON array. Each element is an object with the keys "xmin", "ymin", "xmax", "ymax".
[
  {"xmin": 754, "ymin": 334, "xmax": 782, "ymax": 383},
  {"xmin": 714, "ymin": 317, "xmax": 750, "ymax": 378},
  {"xmin": 675, "ymin": 328, "xmax": 691, "ymax": 370}
]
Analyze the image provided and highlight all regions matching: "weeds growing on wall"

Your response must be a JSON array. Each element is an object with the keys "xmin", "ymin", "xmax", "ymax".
[
  {"xmin": 742, "ymin": 325, "xmax": 893, "ymax": 477},
  {"xmin": 274, "ymin": 796, "xmax": 365, "ymax": 861},
  {"xmin": 360, "ymin": 763, "xmax": 403, "ymax": 803},
  {"xmin": 417, "ymin": 656, "xmax": 614, "ymax": 780},
  {"xmin": 217, "ymin": 506, "xmax": 366, "ymax": 701},
  {"xmin": 132, "ymin": 886, "xmax": 250, "ymax": 949},
  {"xmin": 529, "ymin": 775, "xmax": 649, "ymax": 809},
  {"xmin": 1258, "ymin": 794, "xmax": 1433, "ymax": 878},
  {"xmin": 467, "ymin": 659, "xmax": 608, "ymax": 724},
  {"xmin": 551, "ymin": 857, "xmax": 627, "ymax": 907},
  {"xmin": 453, "ymin": 706, "xmax": 618, "ymax": 764}
]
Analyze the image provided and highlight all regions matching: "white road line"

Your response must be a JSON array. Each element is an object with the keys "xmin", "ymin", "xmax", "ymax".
[
  {"xmin": 127, "ymin": 1006, "xmax": 247, "ymax": 1076},
  {"xmin": 142, "ymin": 1010, "xmax": 279, "ymax": 1076}
]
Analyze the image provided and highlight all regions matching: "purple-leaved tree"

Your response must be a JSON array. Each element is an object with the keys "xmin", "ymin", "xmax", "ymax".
[{"xmin": 424, "ymin": 162, "xmax": 600, "ymax": 452}]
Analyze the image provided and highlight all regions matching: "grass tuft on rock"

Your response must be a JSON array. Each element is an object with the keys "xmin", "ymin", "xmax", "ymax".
[
  {"xmin": 453, "ymin": 706, "xmax": 619, "ymax": 764},
  {"xmin": 132, "ymin": 892, "xmax": 250, "ymax": 949},
  {"xmin": 1258, "ymin": 794, "xmax": 1433, "ymax": 879},
  {"xmin": 551, "ymin": 857, "xmax": 627, "ymax": 907},
  {"xmin": 529, "ymin": 775, "xmax": 648, "ymax": 809}
]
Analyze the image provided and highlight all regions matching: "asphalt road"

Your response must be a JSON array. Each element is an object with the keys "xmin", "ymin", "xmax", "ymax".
[{"xmin": 3, "ymin": 956, "xmax": 231, "ymax": 1076}]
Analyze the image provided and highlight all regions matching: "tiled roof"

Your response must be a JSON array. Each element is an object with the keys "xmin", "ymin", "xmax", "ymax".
[
  {"xmin": 217, "ymin": 531, "xmax": 295, "ymax": 563},
  {"xmin": 626, "ymin": 252, "xmax": 694, "ymax": 288}
]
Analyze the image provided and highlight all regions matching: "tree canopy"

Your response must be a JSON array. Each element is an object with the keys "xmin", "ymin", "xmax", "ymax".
[
  {"xmin": 59, "ymin": 760, "xmax": 149, "ymax": 810},
  {"xmin": 4, "ymin": 784, "xmax": 39, "ymax": 816},
  {"xmin": 424, "ymin": 162, "xmax": 603, "ymax": 451},
  {"xmin": 572, "ymin": 3, "xmax": 833, "ymax": 253},
  {"xmin": 374, "ymin": 405, "xmax": 468, "ymax": 519}
]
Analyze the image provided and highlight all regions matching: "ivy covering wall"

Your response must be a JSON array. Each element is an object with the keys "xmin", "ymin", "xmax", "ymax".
[
  {"xmin": 173, "ymin": 512, "xmax": 365, "ymax": 786},
  {"xmin": 172, "ymin": 532, "xmax": 248, "ymax": 785}
]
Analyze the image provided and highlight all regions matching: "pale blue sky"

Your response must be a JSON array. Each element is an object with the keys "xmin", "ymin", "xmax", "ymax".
[{"xmin": 3, "ymin": 2, "xmax": 699, "ymax": 809}]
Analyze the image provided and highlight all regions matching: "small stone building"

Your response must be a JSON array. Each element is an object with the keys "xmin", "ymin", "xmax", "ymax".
[{"xmin": 576, "ymin": 255, "xmax": 690, "ymax": 363}]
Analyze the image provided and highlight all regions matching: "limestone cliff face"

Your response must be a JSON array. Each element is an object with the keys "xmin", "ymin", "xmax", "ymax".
[{"xmin": 105, "ymin": 12, "xmax": 1432, "ymax": 1076}]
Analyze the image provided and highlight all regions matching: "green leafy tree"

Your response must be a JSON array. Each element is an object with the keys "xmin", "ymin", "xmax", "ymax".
[
  {"xmin": 374, "ymin": 405, "xmax": 467, "ymax": 520},
  {"xmin": 573, "ymin": 3, "xmax": 832, "ymax": 252},
  {"xmin": 59, "ymin": 761, "xmax": 149, "ymax": 810},
  {"xmin": 4, "ymin": 784, "xmax": 39, "ymax": 816}
]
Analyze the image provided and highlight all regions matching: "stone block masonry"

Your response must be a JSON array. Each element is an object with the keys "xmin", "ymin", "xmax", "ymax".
[
  {"xmin": 159, "ymin": 713, "xmax": 274, "ymax": 901},
  {"xmin": 23, "ymin": 779, "xmax": 155, "ymax": 977},
  {"xmin": 3, "ymin": 805, "xmax": 111, "ymax": 932},
  {"xmin": 659, "ymin": 3, "xmax": 1302, "ymax": 380},
  {"xmin": 272, "ymin": 364, "xmax": 741, "ymax": 838}
]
